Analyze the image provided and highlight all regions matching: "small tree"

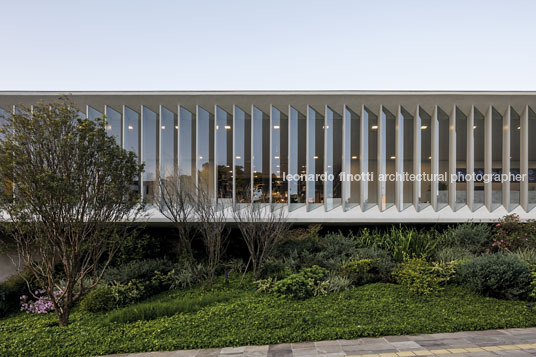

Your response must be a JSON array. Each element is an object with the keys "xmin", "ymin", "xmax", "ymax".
[
  {"xmin": 233, "ymin": 202, "xmax": 291, "ymax": 277},
  {"xmin": 156, "ymin": 175, "xmax": 196, "ymax": 256},
  {"xmin": 0, "ymin": 101, "xmax": 143, "ymax": 326},
  {"xmin": 194, "ymin": 184, "xmax": 230, "ymax": 287}
]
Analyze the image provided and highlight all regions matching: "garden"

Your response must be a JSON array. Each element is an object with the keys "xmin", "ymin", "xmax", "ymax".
[{"xmin": 2, "ymin": 214, "xmax": 536, "ymax": 357}]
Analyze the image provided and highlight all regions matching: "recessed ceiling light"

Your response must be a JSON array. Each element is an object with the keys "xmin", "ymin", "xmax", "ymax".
[{"xmin": 371, "ymin": 125, "xmax": 378, "ymax": 130}]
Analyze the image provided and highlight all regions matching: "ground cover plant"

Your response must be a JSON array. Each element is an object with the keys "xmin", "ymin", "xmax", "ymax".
[{"xmin": 2, "ymin": 214, "xmax": 536, "ymax": 356}]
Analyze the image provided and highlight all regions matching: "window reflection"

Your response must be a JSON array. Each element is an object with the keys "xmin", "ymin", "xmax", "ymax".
[
  {"xmin": 88, "ymin": 106, "xmax": 102, "ymax": 122},
  {"xmin": 325, "ymin": 106, "xmax": 342, "ymax": 211},
  {"xmin": 289, "ymin": 106, "xmax": 306, "ymax": 210},
  {"xmin": 234, "ymin": 106, "xmax": 251, "ymax": 203},
  {"xmin": 215, "ymin": 106, "xmax": 233, "ymax": 201},
  {"xmin": 124, "ymin": 106, "xmax": 140, "ymax": 192},
  {"xmin": 142, "ymin": 106, "xmax": 157, "ymax": 202},
  {"xmin": 179, "ymin": 106, "xmax": 195, "ymax": 189},
  {"xmin": 196, "ymin": 106, "xmax": 214, "ymax": 196},
  {"xmin": 252, "ymin": 106, "xmax": 269, "ymax": 203},
  {"xmin": 105, "ymin": 105, "xmax": 121, "ymax": 145},
  {"xmin": 271, "ymin": 106, "xmax": 288, "ymax": 205},
  {"xmin": 160, "ymin": 106, "xmax": 177, "ymax": 180}
]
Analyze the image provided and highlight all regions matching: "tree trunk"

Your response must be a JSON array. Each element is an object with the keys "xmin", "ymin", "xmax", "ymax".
[{"xmin": 58, "ymin": 309, "xmax": 70, "ymax": 327}]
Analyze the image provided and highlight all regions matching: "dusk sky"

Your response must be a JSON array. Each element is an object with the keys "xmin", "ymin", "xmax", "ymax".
[{"xmin": 1, "ymin": 0, "xmax": 535, "ymax": 91}]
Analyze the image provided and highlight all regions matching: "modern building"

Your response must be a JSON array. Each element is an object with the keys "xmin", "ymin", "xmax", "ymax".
[{"xmin": 1, "ymin": 91, "xmax": 536, "ymax": 223}]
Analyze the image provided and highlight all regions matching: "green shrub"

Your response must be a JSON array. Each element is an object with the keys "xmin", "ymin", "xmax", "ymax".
[
  {"xmin": 354, "ymin": 247, "xmax": 396, "ymax": 282},
  {"xmin": 439, "ymin": 223, "xmax": 491, "ymax": 254},
  {"xmin": 103, "ymin": 258, "xmax": 173, "ymax": 284},
  {"xmin": 392, "ymin": 258, "xmax": 449, "ymax": 295},
  {"xmin": 169, "ymin": 262, "xmax": 208, "ymax": 289},
  {"xmin": 341, "ymin": 259, "xmax": 376, "ymax": 285},
  {"xmin": 110, "ymin": 280, "xmax": 146, "ymax": 307},
  {"xmin": 272, "ymin": 265, "xmax": 328, "ymax": 299},
  {"xmin": 272, "ymin": 273, "xmax": 314, "ymax": 299},
  {"xmin": 300, "ymin": 265, "xmax": 328, "ymax": 284},
  {"xmin": 326, "ymin": 275, "xmax": 352, "ymax": 293},
  {"xmin": 257, "ymin": 257, "xmax": 291, "ymax": 280},
  {"xmin": 456, "ymin": 254, "xmax": 532, "ymax": 300},
  {"xmin": 510, "ymin": 248, "xmax": 536, "ymax": 270},
  {"xmin": 491, "ymin": 214, "xmax": 536, "ymax": 252},
  {"xmin": 107, "ymin": 293, "xmax": 232, "ymax": 324},
  {"xmin": 435, "ymin": 246, "xmax": 473, "ymax": 264},
  {"xmin": 79, "ymin": 286, "xmax": 116, "ymax": 312}
]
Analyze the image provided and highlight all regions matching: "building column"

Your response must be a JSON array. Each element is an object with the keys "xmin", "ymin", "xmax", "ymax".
[
  {"xmin": 467, "ymin": 105, "xmax": 475, "ymax": 212},
  {"xmin": 431, "ymin": 105, "xmax": 439, "ymax": 210},
  {"xmin": 484, "ymin": 105, "xmax": 492, "ymax": 211},
  {"xmin": 448, "ymin": 104, "xmax": 456, "ymax": 210},
  {"xmin": 395, "ymin": 105, "xmax": 404, "ymax": 211},
  {"xmin": 521, "ymin": 105, "xmax": 529, "ymax": 211},
  {"xmin": 502, "ymin": 105, "xmax": 511, "ymax": 211},
  {"xmin": 360, "ymin": 104, "xmax": 368, "ymax": 210}
]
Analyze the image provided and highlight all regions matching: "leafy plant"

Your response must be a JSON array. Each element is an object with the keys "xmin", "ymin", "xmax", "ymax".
[
  {"xmin": 392, "ymin": 258, "xmax": 450, "ymax": 295},
  {"xmin": 341, "ymin": 259, "xmax": 376, "ymax": 285},
  {"xmin": 435, "ymin": 246, "xmax": 473, "ymax": 264},
  {"xmin": 272, "ymin": 265, "xmax": 328, "ymax": 299},
  {"xmin": 79, "ymin": 286, "xmax": 116, "ymax": 313},
  {"xmin": 169, "ymin": 262, "xmax": 208, "ymax": 289},
  {"xmin": 456, "ymin": 254, "xmax": 532, "ymax": 300},
  {"xmin": 102, "ymin": 258, "xmax": 173, "ymax": 284},
  {"xmin": 384, "ymin": 226, "xmax": 438, "ymax": 262},
  {"xmin": 490, "ymin": 214, "xmax": 536, "ymax": 252},
  {"xmin": 439, "ymin": 223, "xmax": 491, "ymax": 254}
]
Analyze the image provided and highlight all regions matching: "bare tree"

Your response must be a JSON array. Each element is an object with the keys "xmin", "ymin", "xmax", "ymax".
[
  {"xmin": 156, "ymin": 175, "xmax": 196, "ymax": 256},
  {"xmin": 193, "ymin": 183, "xmax": 230, "ymax": 287},
  {"xmin": 233, "ymin": 202, "xmax": 291, "ymax": 277},
  {"xmin": 0, "ymin": 101, "xmax": 143, "ymax": 326}
]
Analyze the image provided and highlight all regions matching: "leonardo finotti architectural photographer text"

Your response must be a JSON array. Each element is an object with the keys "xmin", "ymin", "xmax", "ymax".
[{"xmin": 283, "ymin": 171, "xmax": 526, "ymax": 183}]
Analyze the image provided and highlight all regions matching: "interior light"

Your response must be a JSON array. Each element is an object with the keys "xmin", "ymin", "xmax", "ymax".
[
  {"xmin": 235, "ymin": 156, "xmax": 241, "ymax": 159},
  {"xmin": 517, "ymin": 126, "xmax": 521, "ymax": 130},
  {"xmin": 161, "ymin": 125, "xmax": 166, "ymax": 130},
  {"xmin": 273, "ymin": 125, "xmax": 280, "ymax": 129},
  {"xmin": 371, "ymin": 125, "xmax": 378, "ymax": 130},
  {"xmin": 390, "ymin": 156, "xmax": 396, "ymax": 159},
  {"xmin": 314, "ymin": 156, "xmax": 319, "ymax": 159},
  {"xmin": 421, "ymin": 125, "xmax": 428, "ymax": 130},
  {"xmin": 473, "ymin": 125, "xmax": 477, "ymax": 129},
  {"xmin": 224, "ymin": 125, "xmax": 231, "ymax": 130},
  {"xmin": 128, "ymin": 125, "xmax": 133, "ymax": 130},
  {"xmin": 351, "ymin": 156, "xmax": 358, "ymax": 159},
  {"xmin": 274, "ymin": 156, "xmax": 280, "ymax": 159}
]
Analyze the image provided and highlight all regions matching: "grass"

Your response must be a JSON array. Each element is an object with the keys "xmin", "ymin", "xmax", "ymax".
[
  {"xmin": 1, "ymin": 275, "xmax": 536, "ymax": 357},
  {"xmin": 107, "ymin": 292, "xmax": 232, "ymax": 323}
]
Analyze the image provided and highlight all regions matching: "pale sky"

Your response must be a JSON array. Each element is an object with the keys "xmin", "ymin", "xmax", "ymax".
[{"xmin": 1, "ymin": 0, "xmax": 535, "ymax": 91}]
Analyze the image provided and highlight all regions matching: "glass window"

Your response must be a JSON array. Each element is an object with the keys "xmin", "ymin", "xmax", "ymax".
[
  {"xmin": 528, "ymin": 107, "xmax": 536, "ymax": 210},
  {"xmin": 306, "ymin": 106, "xmax": 324, "ymax": 211},
  {"xmin": 233, "ymin": 106, "xmax": 251, "ymax": 203},
  {"xmin": 196, "ymin": 106, "xmax": 213, "ymax": 196},
  {"xmin": 288, "ymin": 106, "xmax": 306, "ymax": 211},
  {"xmin": 271, "ymin": 106, "xmax": 288, "ymax": 205},
  {"xmin": 252, "ymin": 106, "xmax": 269, "ymax": 203},
  {"xmin": 489, "ymin": 108, "xmax": 501, "ymax": 210},
  {"xmin": 124, "ymin": 106, "xmax": 140, "ymax": 192},
  {"xmin": 179, "ymin": 106, "xmax": 195, "ymax": 188},
  {"xmin": 124, "ymin": 106, "xmax": 139, "ymax": 156},
  {"xmin": 105, "ymin": 106, "xmax": 121, "ymax": 145},
  {"xmin": 437, "ymin": 108, "xmax": 449, "ymax": 210},
  {"xmin": 455, "ymin": 107, "xmax": 467, "ymax": 210},
  {"xmin": 88, "ymin": 106, "xmax": 102, "ymax": 122},
  {"xmin": 342, "ymin": 106, "xmax": 360, "ymax": 210},
  {"xmin": 160, "ymin": 106, "xmax": 176, "ymax": 181},
  {"xmin": 142, "ymin": 106, "xmax": 158, "ymax": 202},
  {"xmin": 472, "ymin": 107, "xmax": 485, "ymax": 210},
  {"xmin": 401, "ymin": 107, "xmax": 414, "ymax": 210},
  {"xmin": 418, "ymin": 108, "xmax": 431, "ymax": 211},
  {"xmin": 215, "ymin": 106, "xmax": 233, "ymax": 201},
  {"xmin": 383, "ymin": 107, "xmax": 395, "ymax": 211},
  {"xmin": 510, "ymin": 107, "xmax": 521, "ymax": 210},
  {"xmin": 325, "ymin": 106, "xmax": 342, "ymax": 211},
  {"xmin": 363, "ymin": 106, "xmax": 378, "ymax": 210}
]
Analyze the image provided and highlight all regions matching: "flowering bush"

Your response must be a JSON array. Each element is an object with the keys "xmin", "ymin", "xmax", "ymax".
[
  {"xmin": 490, "ymin": 214, "xmax": 536, "ymax": 252},
  {"xmin": 20, "ymin": 289, "xmax": 60, "ymax": 314}
]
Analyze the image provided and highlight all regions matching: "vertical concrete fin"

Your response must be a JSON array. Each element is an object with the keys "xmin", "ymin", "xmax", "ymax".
[
  {"xmin": 521, "ymin": 105, "xmax": 529, "ymax": 211},
  {"xmin": 484, "ymin": 105, "xmax": 492, "ymax": 211},
  {"xmin": 431, "ymin": 105, "xmax": 439, "ymax": 211},
  {"xmin": 378, "ymin": 105, "xmax": 386, "ymax": 211},
  {"xmin": 449, "ymin": 104, "xmax": 456, "ymax": 210},
  {"xmin": 467, "ymin": 105, "xmax": 475, "ymax": 212},
  {"xmin": 502, "ymin": 105, "xmax": 511, "ymax": 211},
  {"xmin": 413, "ymin": 105, "xmax": 421, "ymax": 211},
  {"xmin": 360, "ymin": 104, "xmax": 368, "ymax": 210},
  {"xmin": 395, "ymin": 105, "xmax": 403, "ymax": 211}
]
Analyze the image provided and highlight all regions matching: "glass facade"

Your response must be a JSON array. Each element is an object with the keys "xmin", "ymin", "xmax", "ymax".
[
  {"xmin": 1, "ymin": 93, "xmax": 534, "ymax": 221},
  {"xmin": 142, "ymin": 106, "xmax": 158, "ymax": 202},
  {"xmin": 104, "ymin": 105, "xmax": 121, "ymax": 145}
]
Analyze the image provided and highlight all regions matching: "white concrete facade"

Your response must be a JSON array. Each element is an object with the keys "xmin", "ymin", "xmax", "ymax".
[{"xmin": 1, "ymin": 91, "xmax": 536, "ymax": 223}]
